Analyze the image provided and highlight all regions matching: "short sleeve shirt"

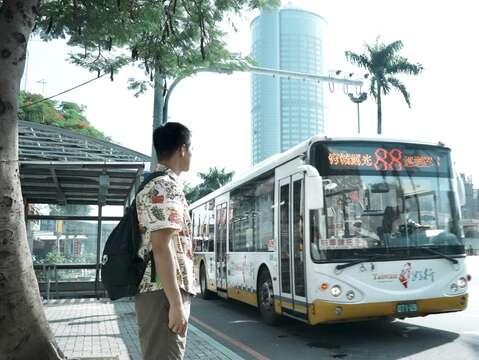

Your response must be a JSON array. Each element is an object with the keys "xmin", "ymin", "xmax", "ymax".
[{"xmin": 136, "ymin": 164, "xmax": 196, "ymax": 295}]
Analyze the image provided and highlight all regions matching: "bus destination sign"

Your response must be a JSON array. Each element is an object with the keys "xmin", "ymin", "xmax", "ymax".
[{"xmin": 317, "ymin": 142, "xmax": 451, "ymax": 177}]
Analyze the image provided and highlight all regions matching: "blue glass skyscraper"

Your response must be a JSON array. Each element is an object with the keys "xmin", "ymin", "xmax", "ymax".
[{"xmin": 251, "ymin": 5, "xmax": 325, "ymax": 165}]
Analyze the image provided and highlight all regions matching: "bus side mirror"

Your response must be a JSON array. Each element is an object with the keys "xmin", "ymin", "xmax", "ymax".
[{"xmin": 299, "ymin": 165, "xmax": 323, "ymax": 209}]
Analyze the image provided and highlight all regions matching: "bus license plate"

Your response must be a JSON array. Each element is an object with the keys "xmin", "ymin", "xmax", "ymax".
[{"xmin": 396, "ymin": 303, "xmax": 417, "ymax": 313}]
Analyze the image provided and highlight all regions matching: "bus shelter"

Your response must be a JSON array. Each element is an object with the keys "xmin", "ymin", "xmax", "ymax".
[{"xmin": 19, "ymin": 120, "xmax": 151, "ymax": 298}]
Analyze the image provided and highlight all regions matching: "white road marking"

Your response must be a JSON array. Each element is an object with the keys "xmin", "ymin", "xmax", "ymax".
[
  {"xmin": 463, "ymin": 331, "xmax": 479, "ymax": 336},
  {"xmin": 230, "ymin": 320, "xmax": 259, "ymax": 324}
]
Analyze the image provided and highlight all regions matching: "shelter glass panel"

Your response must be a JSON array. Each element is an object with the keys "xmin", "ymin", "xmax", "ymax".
[
  {"xmin": 30, "ymin": 219, "xmax": 98, "ymax": 266},
  {"xmin": 28, "ymin": 204, "xmax": 97, "ymax": 217}
]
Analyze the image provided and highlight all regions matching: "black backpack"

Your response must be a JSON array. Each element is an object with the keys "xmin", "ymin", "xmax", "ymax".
[{"xmin": 101, "ymin": 171, "xmax": 165, "ymax": 300}]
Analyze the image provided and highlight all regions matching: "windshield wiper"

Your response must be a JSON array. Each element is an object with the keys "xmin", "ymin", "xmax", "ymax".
[
  {"xmin": 417, "ymin": 247, "xmax": 458, "ymax": 265},
  {"xmin": 335, "ymin": 253, "xmax": 396, "ymax": 271}
]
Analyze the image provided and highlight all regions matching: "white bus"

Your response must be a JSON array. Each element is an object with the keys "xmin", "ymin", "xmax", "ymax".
[{"xmin": 190, "ymin": 136, "xmax": 469, "ymax": 325}]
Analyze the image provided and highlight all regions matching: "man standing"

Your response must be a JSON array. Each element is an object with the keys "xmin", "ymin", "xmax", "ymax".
[{"xmin": 135, "ymin": 122, "xmax": 195, "ymax": 360}]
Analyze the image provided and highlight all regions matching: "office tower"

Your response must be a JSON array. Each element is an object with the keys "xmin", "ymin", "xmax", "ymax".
[{"xmin": 251, "ymin": 5, "xmax": 325, "ymax": 165}]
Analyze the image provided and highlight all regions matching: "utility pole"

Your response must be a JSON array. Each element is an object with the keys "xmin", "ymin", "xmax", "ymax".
[
  {"xmin": 151, "ymin": 74, "xmax": 165, "ymax": 169},
  {"xmin": 23, "ymin": 49, "xmax": 29, "ymax": 91},
  {"xmin": 36, "ymin": 78, "xmax": 47, "ymax": 96}
]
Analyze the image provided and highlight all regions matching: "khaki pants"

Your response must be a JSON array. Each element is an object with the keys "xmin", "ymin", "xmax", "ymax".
[{"xmin": 135, "ymin": 290, "xmax": 191, "ymax": 360}]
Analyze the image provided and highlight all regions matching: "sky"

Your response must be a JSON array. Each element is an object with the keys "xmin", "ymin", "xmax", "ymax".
[{"xmin": 22, "ymin": 0, "xmax": 479, "ymax": 187}]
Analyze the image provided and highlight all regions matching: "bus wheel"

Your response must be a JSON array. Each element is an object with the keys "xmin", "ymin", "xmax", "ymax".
[
  {"xmin": 257, "ymin": 270, "xmax": 279, "ymax": 325},
  {"xmin": 200, "ymin": 263, "xmax": 214, "ymax": 300}
]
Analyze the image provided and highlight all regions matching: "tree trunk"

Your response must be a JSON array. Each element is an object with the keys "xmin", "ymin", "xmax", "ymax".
[
  {"xmin": 377, "ymin": 82, "xmax": 382, "ymax": 135},
  {"xmin": 0, "ymin": 1, "xmax": 64, "ymax": 359}
]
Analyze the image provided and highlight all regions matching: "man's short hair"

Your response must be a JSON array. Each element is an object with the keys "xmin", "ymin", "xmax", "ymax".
[{"xmin": 153, "ymin": 122, "xmax": 191, "ymax": 161}]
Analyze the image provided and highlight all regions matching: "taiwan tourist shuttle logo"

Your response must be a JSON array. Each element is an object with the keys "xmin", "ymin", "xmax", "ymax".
[{"xmin": 399, "ymin": 262, "xmax": 412, "ymax": 288}]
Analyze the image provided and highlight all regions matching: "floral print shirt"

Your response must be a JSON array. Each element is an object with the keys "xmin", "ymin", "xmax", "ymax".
[{"xmin": 136, "ymin": 164, "xmax": 195, "ymax": 295}]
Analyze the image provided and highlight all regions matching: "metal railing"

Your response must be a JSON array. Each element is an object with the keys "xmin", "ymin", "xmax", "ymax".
[{"xmin": 34, "ymin": 263, "xmax": 101, "ymax": 299}]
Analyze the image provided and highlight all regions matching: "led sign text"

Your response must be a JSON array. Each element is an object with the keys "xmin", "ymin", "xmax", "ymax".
[{"xmin": 328, "ymin": 148, "xmax": 435, "ymax": 172}]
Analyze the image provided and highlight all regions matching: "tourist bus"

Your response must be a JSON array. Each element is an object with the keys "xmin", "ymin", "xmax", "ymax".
[{"xmin": 190, "ymin": 136, "xmax": 469, "ymax": 325}]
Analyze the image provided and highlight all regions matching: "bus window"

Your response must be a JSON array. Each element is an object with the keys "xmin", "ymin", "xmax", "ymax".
[
  {"xmin": 293, "ymin": 180, "xmax": 305, "ymax": 297},
  {"xmin": 254, "ymin": 177, "xmax": 274, "ymax": 251},
  {"xmin": 191, "ymin": 203, "xmax": 216, "ymax": 253},
  {"xmin": 207, "ymin": 205, "xmax": 215, "ymax": 252},
  {"xmin": 280, "ymin": 183, "xmax": 291, "ymax": 293},
  {"xmin": 313, "ymin": 174, "xmax": 463, "ymax": 261},
  {"xmin": 310, "ymin": 209, "xmax": 323, "ymax": 260},
  {"xmin": 229, "ymin": 173, "xmax": 274, "ymax": 252}
]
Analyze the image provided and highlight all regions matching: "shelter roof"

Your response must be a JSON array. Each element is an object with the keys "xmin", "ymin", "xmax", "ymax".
[
  {"xmin": 19, "ymin": 121, "xmax": 151, "ymax": 206},
  {"xmin": 19, "ymin": 120, "xmax": 150, "ymax": 162}
]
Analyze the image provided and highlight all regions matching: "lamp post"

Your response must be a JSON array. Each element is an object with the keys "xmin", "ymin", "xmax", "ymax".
[
  {"xmin": 162, "ymin": 68, "xmax": 234, "ymax": 125},
  {"xmin": 150, "ymin": 68, "xmax": 234, "ymax": 168},
  {"xmin": 348, "ymin": 92, "xmax": 367, "ymax": 134},
  {"xmin": 150, "ymin": 66, "xmax": 364, "ymax": 166}
]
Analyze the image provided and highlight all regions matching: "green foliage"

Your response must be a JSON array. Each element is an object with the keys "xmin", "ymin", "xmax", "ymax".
[
  {"xmin": 185, "ymin": 167, "xmax": 234, "ymax": 203},
  {"xmin": 19, "ymin": 91, "xmax": 111, "ymax": 141},
  {"xmin": 48, "ymin": 204, "xmax": 92, "ymax": 217},
  {"xmin": 36, "ymin": 250, "xmax": 97, "ymax": 265},
  {"xmin": 18, "ymin": 91, "xmax": 60, "ymax": 124},
  {"xmin": 345, "ymin": 39, "xmax": 424, "ymax": 134},
  {"xmin": 35, "ymin": 0, "xmax": 279, "ymax": 92},
  {"xmin": 34, "ymin": 252, "xmax": 97, "ymax": 282},
  {"xmin": 69, "ymin": 254, "xmax": 97, "ymax": 264},
  {"xmin": 39, "ymin": 251, "xmax": 67, "ymax": 264}
]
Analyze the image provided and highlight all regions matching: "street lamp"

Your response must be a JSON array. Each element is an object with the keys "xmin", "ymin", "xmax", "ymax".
[
  {"xmin": 348, "ymin": 92, "xmax": 367, "ymax": 134},
  {"xmin": 150, "ymin": 68, "xmax": 234, "ymax": 168},
  {"xmin": 150, "ymin": 67, "xmax": 364, "ymax": 167},
  {"xmin": 162, "ymin": 68, "xmax": 234, "ymax": 124}
]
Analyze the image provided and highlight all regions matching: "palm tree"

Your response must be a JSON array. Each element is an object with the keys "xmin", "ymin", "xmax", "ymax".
[
  {"xmin": 185, "ymin": 167, "xmax": 234, "ymax": 203},
  {"xmin": 345, "ymin": 39, "xmax": 424, "ymax": 134}
]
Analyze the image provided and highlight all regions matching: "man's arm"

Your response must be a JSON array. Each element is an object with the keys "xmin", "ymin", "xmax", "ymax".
[{"xmin": 150, "ymin": 228, "xmax": 187, "ymax": 336}]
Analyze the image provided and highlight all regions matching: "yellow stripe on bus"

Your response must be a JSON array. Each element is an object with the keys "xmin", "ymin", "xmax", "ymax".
[
  {"xmin": 274, "ymin": 299, "xmax": 282, "ymax": 314},
  {"xmin": 308, "ymin": 294, "xmax": 468, "ymax": 325},
  {"xmin": 279, "ymin": 300, "xmax": 308, "ymax": 314},
  {"xmin": 207, "ymin": 282, "xmax": 216, "ymax": 292},
  {"xmin": 281, "ymin": 301, "xmax": 293, "ymax": 310},
  {"xmin": 294, "ymin": 304, "xmax": 308, "ymax": 314},
  {"xmin": 227, "ymin": 288, "xmax": 258, "ymax": 307}
]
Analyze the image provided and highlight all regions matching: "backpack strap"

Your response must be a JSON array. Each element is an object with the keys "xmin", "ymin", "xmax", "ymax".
[
  {"xmin": 134, "ymin": 170, "xmax": 169, "ymax": 284},
  {"xmin": 136, "ymin": 170, "xmax": 167, "ymax": 195}
]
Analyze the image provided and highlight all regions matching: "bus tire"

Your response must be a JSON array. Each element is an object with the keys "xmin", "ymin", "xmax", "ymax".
[
  {"xmin": 200, "ymin": 262, "xmax": 214, "ymax": 300},
  {"xmin": 257, "ymin": 270, "xmax": 279, "ymax": 325}
]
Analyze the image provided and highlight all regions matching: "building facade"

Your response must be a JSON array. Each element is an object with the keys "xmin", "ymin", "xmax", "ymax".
[{"xmin": 251, "ymin": 6, "xmax": 326, "ymax": 165}]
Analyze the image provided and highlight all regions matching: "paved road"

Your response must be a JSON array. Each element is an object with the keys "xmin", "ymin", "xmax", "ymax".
[{"xmin": 189, "ymin": 256, "xmax": 479, "ymax": 360}]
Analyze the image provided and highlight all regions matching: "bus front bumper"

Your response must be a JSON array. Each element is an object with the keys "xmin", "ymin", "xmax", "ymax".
[{"xmin": 308, "ymin": 294, "xmax": 468, "ymax": 325}]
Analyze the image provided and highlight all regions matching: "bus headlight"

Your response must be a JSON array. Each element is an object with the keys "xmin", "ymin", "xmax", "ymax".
[
  {"xmin": 330, "ymin": 285, "xmax": 342, "ymax": 297},
  {"xmin": 450, "ymin": 283, "xmax": 458, "ymax": 292},
  {"xmin": 457, "ymin": 277, "xmax": 467, "ymax": 288},
  {"xmin": 346, "ymin": 290, "xmax": 355, "ymax": 300}
]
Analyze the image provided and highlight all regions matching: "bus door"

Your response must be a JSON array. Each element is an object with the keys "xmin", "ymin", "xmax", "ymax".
[
  {"xmin": 215, "ymin": 202, "xmax": 228, "ymax": 290},
  {"xmin": 278, "ymin": 173, "xmax": 307, "ymax": 318}
]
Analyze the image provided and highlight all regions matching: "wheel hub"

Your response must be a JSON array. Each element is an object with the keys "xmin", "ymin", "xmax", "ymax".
[{"xmin": 261, "ymin": 282, "xmax": 273, "ymax": 307}]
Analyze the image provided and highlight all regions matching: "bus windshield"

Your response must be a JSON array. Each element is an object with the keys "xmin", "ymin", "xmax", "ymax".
[{"xmin": 310, "ymin": 141, "xmax": 464, "ymax": 261}]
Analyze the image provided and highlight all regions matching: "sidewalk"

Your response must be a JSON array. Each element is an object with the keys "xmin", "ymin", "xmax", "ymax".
[{"xmin": 44, "ymin": 298, "xmax": 244, "ymax": 360}]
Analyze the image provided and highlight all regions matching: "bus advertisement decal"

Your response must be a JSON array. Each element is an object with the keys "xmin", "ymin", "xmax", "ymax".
[{"xmin": 371, "ymin": 262, "xmax": 435, "ymax": 288}]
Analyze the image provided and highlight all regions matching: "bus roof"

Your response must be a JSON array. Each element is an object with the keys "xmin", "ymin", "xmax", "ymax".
[{"xmin": 189, "ymin": 135, "xmax": 447, "ymax": 210}]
